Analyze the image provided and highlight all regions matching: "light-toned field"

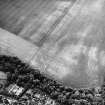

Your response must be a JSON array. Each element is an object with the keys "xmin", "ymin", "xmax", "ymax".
[{"xmin": 0, "ymin": 0, "xmax": 105, "ymax": 88}]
